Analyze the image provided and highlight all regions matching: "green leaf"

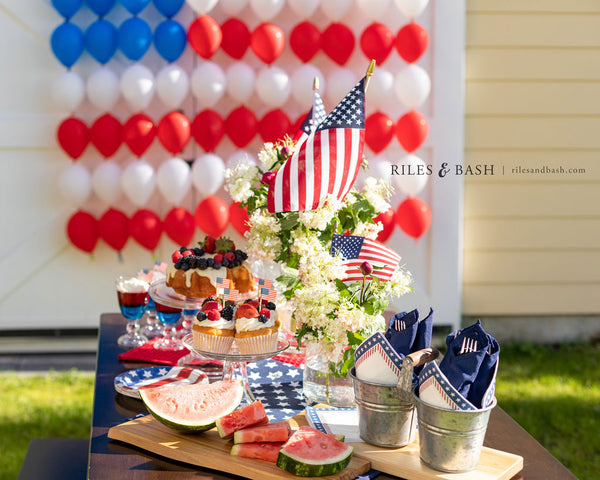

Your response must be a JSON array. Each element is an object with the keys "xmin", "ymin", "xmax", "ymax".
[{"xmin": 279, "ymin": 212, "xmax": 299, "ymax": 231}]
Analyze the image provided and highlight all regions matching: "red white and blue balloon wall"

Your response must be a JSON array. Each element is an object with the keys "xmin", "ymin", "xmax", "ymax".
[{"xmin": 52, "ymin": 0, "xmax": 434, "ymax": 254}]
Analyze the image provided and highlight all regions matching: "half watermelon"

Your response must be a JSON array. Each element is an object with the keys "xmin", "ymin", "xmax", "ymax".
[
  {"xmin": 139, "ymin": 380, "xmax": 243, "ymax": 433},
  {"xmin": 277, "ymin": 426, "xmax": 354, "ymax": 477}
]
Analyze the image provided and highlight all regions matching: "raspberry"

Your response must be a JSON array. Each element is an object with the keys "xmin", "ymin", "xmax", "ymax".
[
  {"xmin": 207, "ymin": 309, "xmax": 220, "ymax": 321},
  {"xmin": 259, "ymin": 309, "xmax": 270, "ymax": 318},
  {"xmin": 172, "ymin": 251, "xmax": 183, "ymax": 263},
  {"xmin": 225, "ymin": 252, "xmax": 235, "ymax": 262},
  {"xmin": 213, "ymin": 253, "xmax": 223, "ymax": 263},
  {"xmin": 182, "ymin": 250, "xmax": 194, "ymax": 257}
]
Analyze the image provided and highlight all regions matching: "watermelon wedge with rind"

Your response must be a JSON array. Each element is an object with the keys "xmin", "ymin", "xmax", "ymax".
[
  {"xmin": 231, "ymin": 442, "xmax": 283, "ymax": 463},
  {"xmin": 233, "ymin": 421, "xmax": 291, "ymax": 444},
  {"xmin": 277, "ymin": 426, "xmax": 353, "ymax": 477},
  {"xmin": 216, "ymin": 401, "xmax": 268, "ymax": 438},
  {"xmin": 140, "ymin": 380, "xmax": 243, "ymax": 433}
]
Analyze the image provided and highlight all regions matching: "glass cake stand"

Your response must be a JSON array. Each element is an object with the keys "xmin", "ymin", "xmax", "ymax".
[{"xmin": 181, "ymin": 334, "xmax": 290, "ymax": 404}]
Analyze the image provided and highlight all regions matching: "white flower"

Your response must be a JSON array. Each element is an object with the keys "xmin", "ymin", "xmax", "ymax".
[
  {"xmin": 362, "ymin": 177, "xmax": 392, "ymax": 214},
  {"xmin": 224, "ymin": 160, "xmax": 260, "ymax": 203},
  {"xmin": 257, "ymin": 142, "xmax": 277, "ymax": 169},
  {"xmin": 353, "ymin": 221, "xmax": 383, "ymax": 239},
  {"xmin": 245, "ymin": 211, "xmax": 282, "ymax": 261},
  {"xmin": 298, "ymin": 196, "xmax": 340, "ymax": 231}
]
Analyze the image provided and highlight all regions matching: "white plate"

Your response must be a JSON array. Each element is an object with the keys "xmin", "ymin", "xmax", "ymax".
[{"xmin": 114, "ymin": 366, "xmax": 209, "ymax": 399}]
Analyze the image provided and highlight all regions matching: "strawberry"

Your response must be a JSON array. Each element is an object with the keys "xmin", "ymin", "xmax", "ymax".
[
  {"xmin": 215, "ymin": 236, "xmax": 235, "ymax": 254},
  {"xmin": 172, "ymin": 251, "xmax": 183, "ymax": 263},
  {"xmin": 213, "ymin": 253, "xmax": 223, "ymax": 264},
  {"xmin": 246, "ymin": 300, "xmax": 260, "ymax": 309},
  {"xmin": 181, "ymin": 249, "xmax": 194, "ymax": 257},
  {"xmin": 225, "ymin": 252, "xmax": 235, "ymax": 262},
  {"xmin": 207, "ymin": 309, "xmax": 221, "ymax": 321},
  {"xmin": 259, "ymin": 308, "xmax": 271, "ymax": 318},
  {"xmin": 202, "ymin": 300, "xmax": 222, "ymax": 312},
  {"xmin": 236, "ymin": 303, "xmax": 259, "ymax": 319},
  {"xmin": 201, "ymin": 236, "xmax": 216, "ymax": 254}
]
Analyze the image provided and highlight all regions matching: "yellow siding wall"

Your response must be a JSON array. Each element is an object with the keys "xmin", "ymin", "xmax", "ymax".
[{"xmin": 464, "ymin": 1, "xmax": 600, "ymax": 315}]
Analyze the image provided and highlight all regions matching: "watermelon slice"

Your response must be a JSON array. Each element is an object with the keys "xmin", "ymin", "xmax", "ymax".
[
  {"xmin": 234, "ymin": 421, "xmax": 291, "ymax": 444},
  {"xmin": 230, "ymin": 442, "xmax": 283, "ymax": 463},
  {"xmin": 139, "ymin": 380, "xmax": 243, "ymax": 433},
  {"xmin": 216, "ymin": 401, "xmax": 269, "ymax": 438},
  {"xmin": 277, "ymin": 426, "xmax": 354, "ymax": 477}
]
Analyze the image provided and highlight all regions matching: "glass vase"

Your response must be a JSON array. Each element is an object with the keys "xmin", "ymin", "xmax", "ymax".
[{"xmin": 302, "ymin": 340, "xmax": 355, "ymax": 407}]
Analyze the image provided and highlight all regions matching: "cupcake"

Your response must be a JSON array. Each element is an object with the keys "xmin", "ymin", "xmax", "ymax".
[
  {"xmin": 234, "ymin": 301, "xmax": 280, "ymax": 354},
  {"xmin": 192, "ymin": 298, "xmax": 235, "ymax": 353}
]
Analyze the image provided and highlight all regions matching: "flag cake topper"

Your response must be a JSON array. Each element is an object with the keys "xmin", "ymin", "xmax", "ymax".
[
  {"xmin": 267, "ymin": 61, "xmax": 376, "ymax": 213},
  {"xmin": 255, "ymin": 277, "xmax": 273, "ymax": 288},
  {"xmin": 222, "ymin": 287, "xmax": 239, "ymax": 302}
]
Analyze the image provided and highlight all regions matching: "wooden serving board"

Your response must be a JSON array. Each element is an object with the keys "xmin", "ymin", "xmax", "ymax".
[{"xmin": 107, "ymin": 415, "xmax": 370, "ymax": 480}]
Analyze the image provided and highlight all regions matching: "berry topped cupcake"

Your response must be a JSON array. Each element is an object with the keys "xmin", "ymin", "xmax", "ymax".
[
  {"xmin": 234, "ymin": 301, "xmax": 280, "ymax": 354},
  {"xmin": 192, "ymin": 297, "xmax": 235, "ymax": 353}
]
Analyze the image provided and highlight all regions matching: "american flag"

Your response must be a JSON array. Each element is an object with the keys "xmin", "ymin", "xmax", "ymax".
[
  {"xmin": 294, "ymin": 88, "xmax": 326, "ymax": 145},
  {"xmin": 259, "ymin": 286, "xmax": 277, "ymax": 303},
  {"xmin": 153, "ymin": 261, "xmax": 167, "ymax": 273},
  {"xmin": 138, "ymin": 268, "xmax": 153, "ymax": 283},
  {"xmin": 331, "ymin": 234, "xmax": 401, "ymax": 283},
  {"xmin": 255, "ymin": 277, "xmax": 273, "ymax": 288},
  {"xmin": 267, "ymin": 77, "xmax": 366, "ymax": 213},
  {"xmin": 222, "ymin": 287, "xmax": 239, "ymax": 301},
  {"xmin": 216, "ymin": 277, "xmax": 230, "ymax": 289}
]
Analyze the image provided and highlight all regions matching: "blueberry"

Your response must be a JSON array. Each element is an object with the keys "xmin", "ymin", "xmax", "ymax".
[
  {"xmin": 244, "ymin": 299, "xmax": 253, "ymax": 304},
  {"xmin": 198, "ymin": 259, "xmax": 208, "ymax": 270},
  {"xmin": 231, "ymin": 259, "xmax": 240, "ymax": 267},
  {"xmin": 196, "ymin": 311, "xmax": 207, "ymax": 321},
  {"xmin": 179, "ymin": 246, "xmax": 187, "ymax": 253},
  {"xmin": 193, "ymin": 247, "xmax": 204, "ymax": 256},
  {"xmin": 206, "ymin": 258, "xmax": 214, "ymax": 268},
  {"xmin": 213, "ymin": 262, "xmax": 222, "ymax": 270},
  {"xmin": 265, "ymin": 301, "xmax": 276, "ymax": 310},
  {"xmin": 188, "ymin": 257, "xmax": 197, "ymax": 269},
  {"xmin": 221, "ymin": 306, "xmax": 234, "ymax": 321},
  {"xmin": 241, "ymin": 251, "xmax": 248, "ymax": 260},
  {"xmin": 175, "ymin": 260, "xmax": 183, "ymax": 269},
  {"xmin": 222, "ymin": 258, "xmax": 230, "ymax": 267},
  {"xmin": 181, "ymin": 263, "xmax": 190, "ymax": 271},
  {"xmin": 258, "ymin": 314, "xmax": 268, "ymax": 323}
]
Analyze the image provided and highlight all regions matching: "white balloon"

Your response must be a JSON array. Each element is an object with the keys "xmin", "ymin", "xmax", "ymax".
[
  {"xmin": 120, "ymin": 64, "xmax": 155, "ymax": 111},
  {"xmin": 86, "ymin": 67, "xmax": 120, "ymax": 111},
  {"xmin": 394, "ymin": 64, "xmax": 431, "ymax": 109},
  {"xmin": 320, "ymin": 0, "xmax": 352, "ymax": 21},
  {"xmin": 226, "ymin": 62, "xmax": 256, "ymax": 103},
  {"xmin": 368, "ymin": 67, "xmax": 395, "ymax": 111},
  {"xmin": 326, "ymin": 68, "xmax": 357, "ymax": 105},
  {"xmin": 356, "ymin": 0, "xmax": 390, "ymax": 21},
  {"xmin": 191, "ymin": 62, "xmax": 226, "ymax": 108},
  {"xmin": 120, "ymin": 159, "xmax": 156, "ymax": 206},
  {"xmin": 52, "ymin": 71, "xmax": 85, "ymax": 111},
  {"xmin": 220, "ymin": 0, "xmax": 247, "ymax": 15},
  {"xmin": 394, "ymin": 0, "xmax": 429, "ymax": 19},
  {"xmin": 191, "ymin": 154, "xmax": 225, "ymax": 197},
  {"xmin": 92, "ymin": 161, "xmax": 122, "ymax": 205},
  {"xmin": 288, "ymin": 0, "xmax": 320, "ymax": 18},
  {"xmin": 369, "ymin": 156, "xmax": 393, "ymax": 185},
  {"xmin": 58, "ymin": 163, "xmax": 91, "ymax": 206},
  {"xmin": 393, "ymin": 154, "xmax": 428, "ymax": 196},
  {"xmin": 255, "ymin": 66, "xmax": 291, "ymax": 107},
  {"xmin": 157, "ymin": 157, "xmax": 191, "ymax": 205},
  {"xmin": 155, "ymin": 65, "xmax": 189, "ymax": 108},
  {"xmin": 186, "ymin": 0, "xmax": 218, "ymax": 14},
  {"xmin": 291, "ymin": 64, "xmax": 325, "ymax": 106},
  {"xmin": 226, "ymin": 150, "xmax": 257, "ymax": 169},
  {"xmin": 249, "ymin": 0, "xmax": 284, "ymax": 20}
]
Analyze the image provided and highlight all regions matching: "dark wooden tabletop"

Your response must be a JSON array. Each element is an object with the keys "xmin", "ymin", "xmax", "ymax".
[{"xmin": 88, "ymin": 313, "xmax": 577, "ymax": 480}]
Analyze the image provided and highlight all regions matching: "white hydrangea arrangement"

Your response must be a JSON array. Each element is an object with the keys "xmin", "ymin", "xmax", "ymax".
[{"xmin": 225, "ymin": 139, "xmax": 412, "ymax": 376}]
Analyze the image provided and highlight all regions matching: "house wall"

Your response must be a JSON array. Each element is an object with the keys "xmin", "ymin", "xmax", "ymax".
[{"xmin": 463, "ymin": 0, "xmax": 600, "ymax": 316}]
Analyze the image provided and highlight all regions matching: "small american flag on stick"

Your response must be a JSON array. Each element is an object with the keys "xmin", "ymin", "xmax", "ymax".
[
  {"xmin": 216, "ymin": 277, "xmax": 231, "ymax": 289},
  {"xmin": 222, "ymin": 287, "xmax": 239, "ymax": 302},
  {"xmin": 259, "ymin": 286, "xmax": 277, "ymax": 303},
  {"xmin": 255, "ymin": 277, "xmax": 273, "ymax": 288},
  {"xmin": 153, "ymin": 261, "xmax": 167, "ymax": 273},
  {"xmin": 331, "ymin": 234, "xmax": 401, "ymax": 283}
]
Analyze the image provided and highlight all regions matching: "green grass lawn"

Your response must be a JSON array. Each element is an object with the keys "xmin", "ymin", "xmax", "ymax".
[{"xmin": 1, "ymin": 344, "xmax": 598, "ymax": 480}]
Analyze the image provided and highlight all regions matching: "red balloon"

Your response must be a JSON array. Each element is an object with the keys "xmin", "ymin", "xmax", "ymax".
[
  {"xmin": 395, "ymin": 110, "xmax": 429, "ymax": 152},
  {"xmin": 322, "ymin": 23, "xmax": 355, "ymax": 66},
  {"xmin": 130, "ymin": 209, "xmax": 163, "ymax": 251},
  {"xmin": 259, "ymin": 109, "xmax": 291, "ymax": 143},
  {"xmin": 396, "ymin": 197, "xmax": 431, "ymax": 239},
  {"xmin": 250, "ymin": 23, "xmax": 285, "ymax": 64},
  {"xmin": 57, "ymin": 117, "xmax": 88, "ymax": 160},
  {"xmin": 229, "ymin": 202, "xmax": 249, "ymax": 236},
  {"xmin": 157, "ymin": 111, "xmax": 191, "ymax": 154},
  {"xmin": 123, "ymin": 113, "xmax": 155, "ymax": 157},
  {"xmin": 225, "ymin": 106, "xmax": 258, "ymax": 148},
  {"xmin": 195, "ymin": 196, "xmax": 229, "ymax": 238},
  {"xmin": 188, "ymin": 15, "xmax": 222, "ymax": 59},
  {"xmin": 89, "ymin": 114, "xmax": 122, "ymax": 158},
  {"xmin": 98, "ymin": 208, "xmax": 129, "ymax": 251},
  {"xmin": 365, "ymin": 112, "xmax": 394, "ymax": 153},
  {"xmin": 220, "ymin": 18, "xmax": 250, "ymax": 59},
  {"xmin": 192, "ymin": 109, "xmax": 225, "ymax": 152},
  {"xmin": 164, "ymin": 207, "xmax": 196, "ymax": 246},
  {"xmin": 374, "ymin": 208, "xmax": 395, "ymax": 243},
  {"xmin": 360, "ymin": 23, "xmax": 394, "ymax": 65},
  {"xmin": 66, "ymin": 210, "xmax": 98, "ymax": 253},
  {"xmin": 395, "ymin": 22, "xmax": 429, "ymax": 63},
  {"xmin": 290, "ymin": 21, "xmax": 321, "ymax": 63}
]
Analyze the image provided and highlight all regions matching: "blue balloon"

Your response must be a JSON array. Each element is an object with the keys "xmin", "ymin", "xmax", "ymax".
[
  {"xmin": 85, "ymin": 19, "xmax": 118, "ymax": 64},
  {"xmin": 118, "ymin": 17, "xmax": 152, "ymax": 61},
  {"xmin": 51, "ymin": 22, "xmax": 84, "ymax": 68},
  {"xmin": 86, "ymin": 0, "xmax": 116, "ymax": 16},
  {"xmin": 52, "ymin": 0, "xmax": 82, "ymax": 19},
  {"xmin": 152, "ymin": 0, "xmax": 184, "ymax": 18},
  {"xmin": 120, "ymin": 0, "xmax": 150, "ymax": 15},
  {"xmin": 153, "ymin": 19, "xmax": 186, "ymax": 62}
]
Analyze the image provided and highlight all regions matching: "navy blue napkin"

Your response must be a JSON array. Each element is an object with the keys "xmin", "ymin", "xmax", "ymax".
[
  {"xmin": 385, "ymin": 308, "xmax": 434, "ymax": 375},
  {"xmin": 438, "ymin": 320, "xmax": 499, "ymax": 409}
]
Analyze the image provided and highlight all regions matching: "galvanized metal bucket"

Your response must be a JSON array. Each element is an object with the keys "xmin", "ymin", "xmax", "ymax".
[
  {"xmin": 413, "ymin": 389, "xmax": 497, "ymax": 472},
  {"xmin": 349, "ymin": 367, "xmax": 417, "ymax": 447}
]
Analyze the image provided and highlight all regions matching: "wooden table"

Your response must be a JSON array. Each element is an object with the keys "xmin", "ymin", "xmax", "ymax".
[{"xmin": 88, "ymin": 314, "xmax": 577, "ymax": 480}]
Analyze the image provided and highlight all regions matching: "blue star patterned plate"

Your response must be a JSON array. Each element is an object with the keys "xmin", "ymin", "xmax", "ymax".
[
  {"xmin": 114, "ymin": 366, "xmax": 209, "ymax": 399},
  {"xmin": 354, "ymin": 331, "xmax": 404, "ymax": 385},
  {"xmin": 418, "ymin": 361, "xmax": 477, "ymax": 411}
]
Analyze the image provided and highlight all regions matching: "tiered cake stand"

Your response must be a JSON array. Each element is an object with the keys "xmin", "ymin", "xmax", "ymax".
[{"xmin": 149, "ymin": 279, "xmax": 289, "ymax": 403}]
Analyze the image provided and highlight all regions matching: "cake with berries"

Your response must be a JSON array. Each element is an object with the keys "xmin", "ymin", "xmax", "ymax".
[
  {"xmin": 234, "ymin": 300, "xmax": 280, "ymax": 354},
  {"xmin": 166, "ymin": 236, "xmax": 255, "ymax": 298},
  {"xmin": 192, "ymin": 297, "xmax": 236, "ymax": 353}
]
